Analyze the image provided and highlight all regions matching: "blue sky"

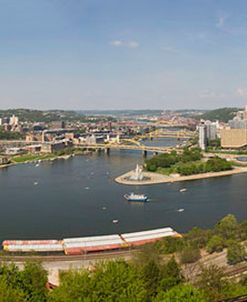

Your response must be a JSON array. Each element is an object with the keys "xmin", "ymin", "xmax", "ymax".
[{"xmin": 1, "ymin": 0, "xmax": 247, "ymax": 110}]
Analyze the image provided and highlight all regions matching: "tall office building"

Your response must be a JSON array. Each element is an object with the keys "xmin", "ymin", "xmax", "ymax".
[
  {"xmin": 205, "ymin": 120, "xmax": 217, "ymax": 140},
  {"xmin": 198, "ymin": 124, "xmax": 207, "ymax": 150}
]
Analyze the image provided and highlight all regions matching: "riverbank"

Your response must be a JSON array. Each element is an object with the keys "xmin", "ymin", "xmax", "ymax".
[
  {"xmin": 0, "ymin": 154, "xmax": 75, "ymax": 169},
  {"xmin": 0, "ymin": 149, "xmax": 92, "ymax": 169},
  {"xmin": 115, "ymin": 166, "xmax": 247, "ymax": 185}
]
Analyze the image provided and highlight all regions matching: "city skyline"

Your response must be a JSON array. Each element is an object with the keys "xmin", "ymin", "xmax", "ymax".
[{"xmin": 1, "ymin": 0, "xmax": 247, "ymax": 110}]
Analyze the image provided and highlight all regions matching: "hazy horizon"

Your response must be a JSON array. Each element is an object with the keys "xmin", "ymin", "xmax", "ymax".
[{"xmin": 1, "ymin": 0, "xmax": 247, "ymax": 110}]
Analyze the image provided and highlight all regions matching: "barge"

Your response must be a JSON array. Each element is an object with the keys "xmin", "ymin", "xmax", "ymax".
[{"xmin": 2, "ymin": 227, "xmax": 180, "ymax": 255}]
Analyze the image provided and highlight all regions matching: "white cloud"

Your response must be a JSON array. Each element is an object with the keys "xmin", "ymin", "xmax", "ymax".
[
  {"xmin": 110, "ymin": 40, "xmax": 139, "ymax": 49},
  {"xmin": 236, "ymin": 87, "xmax": 247, "ymax": 98},
  {"xmin": 127, "ymin": 41, "xmax": 139, "ymax": 48},
  {"xmin": 110, "ymin": 40, "xmax": 124, "ymax": 47}
]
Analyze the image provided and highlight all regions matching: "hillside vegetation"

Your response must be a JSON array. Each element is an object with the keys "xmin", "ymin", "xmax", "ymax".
[
  {"xmin": 0, "ymin": 109, "xmax": 116, "ymax": 123},
  {"xmin": 197, "ymin": 107, "xmax": 239, "ymax": 122},
  {"xmin": 1, "ymin": 215, "xmax": 247, "ymax": 301}
]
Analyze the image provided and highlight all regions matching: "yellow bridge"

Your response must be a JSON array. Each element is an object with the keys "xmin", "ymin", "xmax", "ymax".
[
  {"xmin": 136, "ymin": 129, "xmax": 195, "ymax": 140},
  {"xmin": 78, "ymin": 143, "xmax": 181, "ymax": 155}
]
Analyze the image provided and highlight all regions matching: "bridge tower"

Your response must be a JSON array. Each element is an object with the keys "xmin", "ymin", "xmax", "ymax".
[{"xmin": 105, "ymin": 147, "xmax": 110, "ymax": 155}]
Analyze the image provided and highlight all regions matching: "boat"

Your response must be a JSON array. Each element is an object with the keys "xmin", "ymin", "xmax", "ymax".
[
  {"xmin": 179, "ymin": 188, "xmax": 187, "ymax": 192},
  {"xmin": 124, "ymin": 193, "xmax": 148, "ymax": 202},
  {"xmin": 177, "ymin": 208, "xmax": 184, "ymax": 212},
  {"xmin": 112, "ymin": 219, "xmax": 119, "ymax": 224}
]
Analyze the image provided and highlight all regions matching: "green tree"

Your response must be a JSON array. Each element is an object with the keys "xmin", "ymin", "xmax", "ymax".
[
  {"xmin": 155, "ymin": 237, "xmax": 184, "ymax": 254},
  {"xmin": 51, "ymin": 261, "xmax": 146, "ymax": 302},
  {"xmin": 206, "ymin": 235, "xmax": 225, "ymax": 253},
  {"xmin": 141, "ymin": 259, "xmax": 161, "ymax": 301},
  {"xmin": 48, "ymin": 270, "xmax": 92, "ymax": 302},
  {"xmin": 158, "ymin": 257, "xmax": 183, "ymax": 292},
  {"xmin": 215, "ymin": 214, "xmax": 238, "ymax": 240},
  {"xmin": 0, "ymin": 279, "xmax": 26, "ymax": 302},
  {"xmin": 227, "ymin": 241, "xmax": 246, "ymax": 265},
  {"xmin": 197, "ymin": 265, "xmax": 228, "ymax": 302},
  {"xmin": 154, "ymin": 284, "xmax": 206, "ymax": 302},
  {"xmin": 179, "ymin": 245, "xmax": 201, "ymax": 264},
  {"xmin": 20, "ymin": 262, "xmax": 48, "ymax": 302},
  {"xmin": 185, "ymin": 227, "xmax": 211, "ymax": 249}
]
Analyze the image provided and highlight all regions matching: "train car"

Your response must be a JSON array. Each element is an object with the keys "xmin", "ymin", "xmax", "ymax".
[
  {"xmin": 63, "ymin": 234, "xmax": 127, "ymax": 255},
  {"xmin": 121, "ymin": 227, "xmax": 176, "ymax": 247}
]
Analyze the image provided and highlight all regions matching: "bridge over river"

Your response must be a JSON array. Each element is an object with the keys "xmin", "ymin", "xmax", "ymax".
[{"xmin": 77, "ymin": 143, "xmax": 182, "ymax": 156}]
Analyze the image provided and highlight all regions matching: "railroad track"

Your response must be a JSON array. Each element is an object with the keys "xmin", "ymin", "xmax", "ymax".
[
  {"xmin": 225, "ymin": 264, "xmax": 247, "ymax": 277},
  {"xmin": 0, "ymin": 249, "xmax": 137, "ymax": 262}
]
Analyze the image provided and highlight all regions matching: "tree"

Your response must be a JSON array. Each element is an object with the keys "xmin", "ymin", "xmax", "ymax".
[
  {"xmin": 48, "ymin": 270, "xmax": 92, "ymax": 302},
  {"xmin": 0, "ymin": 279, "xmax": 26, "ymax": 302},
  {"xmin": 0, "ymin": 262, "xmax": 47, "ymax": 302},
  {"xmin": 155, "ymin": 237, "xmax": 184, "ymax": 254},
  {"xmin": 215, "ymin": 214, "xmax": 238, "ymax": 240},
  {"xmin": 141, "ymin": 259, "xmax": 161, "ymax": 301},
  {"xmin": 227, "ymin": 241, "xmax": 246, "ymax": 265},
  {"xmin": 179, "ymin": 245, "xmax": 201, "ymax": 264},
  {"xmin": 185, "ymin": 227, "xmax": 211, "ymax": 249},
  {"xmin": 197, "ymin": 265, "xmax": 229, "ymax": 302},
  {"xmin": 50, "ymin": 261, "xmax": 146, "ymax": 302},
  {"xmin": 19, "ymin": 262, "xmax": 48, "ymax": 302},
  {"xmin": 154, "ymin": 284, "xmax": 206, "ymax": 302},
  {"xmin": 158, "ymin": 257, "xmax": 183, "ymax": 292},
  {"xmin": 206, "ymin": 235, "xmax": 225, "ymax": 253}
]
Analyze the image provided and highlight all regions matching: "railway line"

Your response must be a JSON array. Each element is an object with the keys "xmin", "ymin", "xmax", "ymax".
[{"xmin": 0, "ymin": 249, "xmax": 137, "ymax": 263}]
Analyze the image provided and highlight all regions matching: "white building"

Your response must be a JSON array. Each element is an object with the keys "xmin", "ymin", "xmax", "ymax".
[
  {"xmin": 205, "ymin": 120, "xmax": 217, "ymax": 140},
  {"xmin": 198, "ymin": 124, "xmax": 207, "ymax": 150}
]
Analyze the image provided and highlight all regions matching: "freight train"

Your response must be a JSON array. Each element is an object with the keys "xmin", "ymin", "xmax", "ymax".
[{"xmin": 2, "ymin": 227, "xmax": 180, "ymax": 255}]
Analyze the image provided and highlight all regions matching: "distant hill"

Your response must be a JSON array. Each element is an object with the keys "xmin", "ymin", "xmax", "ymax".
[
  {"xmin": 0, "ymin": 109, "xmax": 115, "ymax": 123},
  {"xmin": 197, "ymin": 107, "xmax": 240, "ymax": 122}
]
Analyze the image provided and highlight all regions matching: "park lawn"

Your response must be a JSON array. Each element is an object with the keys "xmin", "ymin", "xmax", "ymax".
[{"xmin": 12, "ymin": 153, "xmax": 56, "ymax": 163}]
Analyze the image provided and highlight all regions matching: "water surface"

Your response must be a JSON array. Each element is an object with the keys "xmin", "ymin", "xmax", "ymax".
[{"xmin": 0, "ymin": 138, "xmax": 247, "ymax": 240}]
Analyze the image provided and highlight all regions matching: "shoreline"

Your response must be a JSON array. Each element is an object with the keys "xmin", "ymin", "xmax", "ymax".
[
  {"xmin": 115, "ymin": 166, "xmax": 247, "ymax": 185},
  {"xmin": 0, "ymin": 154, "xmax": 76, "ymax": 169}
]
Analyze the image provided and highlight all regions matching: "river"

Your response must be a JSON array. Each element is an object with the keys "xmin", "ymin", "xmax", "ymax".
[{"xmin": 0, "ymin": 138, "xmax": 247, "ymax": 241}]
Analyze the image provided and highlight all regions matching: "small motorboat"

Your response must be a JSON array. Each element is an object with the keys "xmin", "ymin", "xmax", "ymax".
[
  {"xmin": 179, "ymin": 188, "xmax": 187, "ymax": 192},
  {"xmin": 112, "ymin": 219, "xmax": 119, "ymax": 224},
  {"xmin": 177, "ymin": 208, "xmax": 184, "ymax": 212}
]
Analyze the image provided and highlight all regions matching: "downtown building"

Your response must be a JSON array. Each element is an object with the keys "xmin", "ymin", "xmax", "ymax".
[
  {"xmin": 198, "ymin": 120, "xmax": 218, "ymax": 150},
  {"xmin": 221, "ymin": 106, "xmax": 247, "ymax": 149}
]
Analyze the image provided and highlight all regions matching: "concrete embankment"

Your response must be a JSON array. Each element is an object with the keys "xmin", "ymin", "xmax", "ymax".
[{"xmin": 115, "ymin": 167, "xmax": 247, "ymax": 185}]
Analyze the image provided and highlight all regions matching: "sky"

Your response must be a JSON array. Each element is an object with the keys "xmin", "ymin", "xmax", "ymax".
[{"xmin": 1, "ymin": 0, "xmax": 247, "ymax": 110}]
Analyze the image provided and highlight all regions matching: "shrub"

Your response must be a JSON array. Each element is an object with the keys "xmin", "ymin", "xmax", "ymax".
[
  {"xmin": 206, "ymin": 235, "xmax": 225, "ymax": 253},
  {"xmin": 227, "ymin": 241, "xmax": 246, "ymax": 265},
  {"xmin": 179, "ymin": 245, "xmax": 201, "ymax": 264}
]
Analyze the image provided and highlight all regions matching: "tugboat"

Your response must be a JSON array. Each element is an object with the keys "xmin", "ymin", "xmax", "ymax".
[{"xmin": 124, "ymin": 193, "xmax": 148, "ymax": 202}]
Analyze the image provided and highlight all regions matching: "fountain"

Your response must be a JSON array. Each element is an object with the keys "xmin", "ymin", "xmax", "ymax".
[{"xmin": 125, "ymin": 164, "xmax": 150, "ymax": 182}]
